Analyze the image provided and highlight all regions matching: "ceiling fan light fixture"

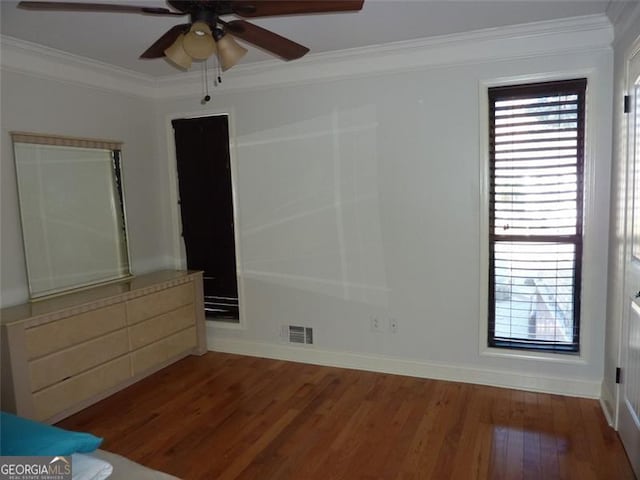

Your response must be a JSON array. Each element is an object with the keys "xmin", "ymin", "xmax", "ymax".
[
  {"xmin": 216, "ymin": 33, "xmax": 248, "ymax": 71},
  {"xmin": 164, "ymin": 34, "xmax": 192, "ymax": 69},
  {"xmin": 189, "ymin": 21, "xmax": 212, "ymax": 36},
  {"xmin": 183, "ymin": 21, "xmax": 216, "ymax": 60}
]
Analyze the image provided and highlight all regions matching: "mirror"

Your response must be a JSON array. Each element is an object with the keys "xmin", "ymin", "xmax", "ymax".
[{"xmin": 12, "ymin": 132, "xmax": 131, "ymax": 299}]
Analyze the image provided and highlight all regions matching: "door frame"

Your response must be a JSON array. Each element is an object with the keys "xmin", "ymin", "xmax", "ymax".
[
  {"xmin": 617, "ymin": 37, "xmax": 640, "ymax": 477},
  {"xmin": 164, "ymin": 107, "xmax": 246, "ymax": 330}
]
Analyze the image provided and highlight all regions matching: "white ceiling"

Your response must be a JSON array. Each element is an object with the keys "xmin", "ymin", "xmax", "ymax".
[{"xmin": 0, "ymin": 0, "xmax": 614, "ymax": 78}]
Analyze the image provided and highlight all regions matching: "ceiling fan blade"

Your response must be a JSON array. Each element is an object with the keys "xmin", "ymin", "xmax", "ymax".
[
  {"xmin": 222, "ymin": 20, "xmax": 309, "ymax": 61},
  {"xmin": 231, "ymin": 0, "xmax": 364, "ymax": 18},
  {"xmin": 18, "ymin": 2, "xmax": 184, "ymax": 15},
  {"xmin": 140, "ymin": 24, "xmax": 190, "ymax": 59}
]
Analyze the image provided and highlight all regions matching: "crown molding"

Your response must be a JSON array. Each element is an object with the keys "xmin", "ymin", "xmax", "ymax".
[
  {"xmin": 1, "ymin": 14, "xmax": 613, "ymax": 100},
  {"xmin": 155, "ymin": 14, "xmax": 613, "ymax": 98},
  {"xmin": 0, "ymin": 35, "xmax": 154, "ymax": 98}
]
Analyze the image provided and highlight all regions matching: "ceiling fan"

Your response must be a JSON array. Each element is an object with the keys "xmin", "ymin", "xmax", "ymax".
[{"xmin": 17, "ymin": 1, "xmax": 365, "ymax": 70}]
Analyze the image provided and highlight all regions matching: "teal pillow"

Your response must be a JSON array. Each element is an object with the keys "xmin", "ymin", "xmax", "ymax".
[{"xmin": 0, "ymin": 412, "xmax": 102, "ymax": 456}]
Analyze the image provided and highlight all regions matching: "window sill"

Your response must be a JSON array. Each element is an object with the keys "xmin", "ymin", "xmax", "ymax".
[
  {"xmin": 480, "ymin": 345, "xmax": 587, "ymax": 365},
  {"xmin": 206, "ymin": 318, "xmax": 246, "ymax": 331}
]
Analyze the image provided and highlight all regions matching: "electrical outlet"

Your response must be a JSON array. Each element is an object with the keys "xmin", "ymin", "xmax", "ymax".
[
  {"xmin": 370, "ymin": 316, "xmax": 383, "ymax": 333},
  {"xmin": 389, "ymin": 318, "xmax": 398, "ymax": 334}
]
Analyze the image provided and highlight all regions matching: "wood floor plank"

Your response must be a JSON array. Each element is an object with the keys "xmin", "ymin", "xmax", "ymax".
[
  {"xmin": 550, "ymin": 393, "xmax": 573, "ymax": 479},
  {"xmin": 458, "ymin": 384, "xmax": 502, "ymax": 480},
  {"xmin": 505, "ymin": 389, "xmax": 526, "ymax": 480},
  {"xmin": 289, "ymin": 371, "xmax": 376, "ymax": 479},
  {"xmin": 537, "ymin": 391, "xmax": 561, "ymax": 479},
  {"xmin": 344, "ymin": 374, "xmax": 416, "ymax": 479},
  {"xmin": 429, "ymin": 383, "xmax": 471, "ymax": 479},
  {"xmin": 397, "ymin": 381, "xmax": 461, "ymax": 479},
  {"xmin": 377, "ymin": 378, "xmax": 435, "ymax": 479},
  {"xmin": 488, "ymin": 385, "xmax": 511, "ymax": 480},
  {"xmin": 57, "ymin": 352, "xmax": 636, "ymax": 480},
  {"xmin": 522, "ymin": 392, "xmax": 542, "ymax": 480}
]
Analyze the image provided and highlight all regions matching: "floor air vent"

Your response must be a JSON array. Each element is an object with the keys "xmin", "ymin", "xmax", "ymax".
[{"xmin": 287, "ymin": 325, "xmax": 313, "ymax": 345}]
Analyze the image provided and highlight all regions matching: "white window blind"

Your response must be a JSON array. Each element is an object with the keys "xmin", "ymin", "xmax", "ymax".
[{"xmin": 488, "ymin": 79, "xmax": 586, "ymax": 352}]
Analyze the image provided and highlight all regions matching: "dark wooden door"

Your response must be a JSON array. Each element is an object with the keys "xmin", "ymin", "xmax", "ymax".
[{"xmin": 172, "ymin": 115, "xmax": 239, "ymax": 320}]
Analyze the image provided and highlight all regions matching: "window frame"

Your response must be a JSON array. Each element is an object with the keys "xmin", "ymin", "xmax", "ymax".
[{"xmin": 486, "ymin": 78, "xmax": 587, "ymax": 354}]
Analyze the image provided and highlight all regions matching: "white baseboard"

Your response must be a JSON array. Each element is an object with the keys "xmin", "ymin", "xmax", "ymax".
[
  {"xmin": 600, "ymin": 398, "xmax": 614, "ymax": 427},
  {"xmin": 207, "ymin": 331, "xmax": 601, "ymax": 399},
  {"xmin": 600, "ymin": 380, "xmax": 617, "ymax": 427}
]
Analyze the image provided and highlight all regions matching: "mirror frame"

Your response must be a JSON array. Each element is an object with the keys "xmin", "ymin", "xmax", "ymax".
[{"xmin": 11, "ymin": 132, "xmax": 132, "ymax": 300}]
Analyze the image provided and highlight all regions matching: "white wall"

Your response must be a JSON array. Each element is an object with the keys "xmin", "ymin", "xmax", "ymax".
[
  {"xmin": 603, "ymin": 2, "xmax": 640, "ymax": 423},
  {"xmin": 0, "ymin": 15, "xmax": 616, "ymax": 398},
  {"xmin": 154, "ymin": 18, "xmax": 613, "ymax": 397},
  {"xmin": 0, "ymin": 70, "xmax": 165, "ymax": 306}
]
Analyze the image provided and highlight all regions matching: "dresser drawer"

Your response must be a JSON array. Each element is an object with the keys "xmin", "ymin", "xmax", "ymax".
[
  {"xmin": 32, "ymin": 356, "xmax": 131, "ymax": 421},
  {"xmin": 25, "ymin": 303, "xmax": 126, "ymax": 360},
  {"xmin": 29, "ymin": 329, "xmax": 129, "ymax": 392},
  {"xmin": 129, "ymin": 304, "xmax": 195, "ymax": 350},
  {"xmin": 126, "ymin": 283, "xmax": 194, "ymax": 325},
  {"xmin": 131, "ymin": 327, "xmax": 197, "ymax": 375}
]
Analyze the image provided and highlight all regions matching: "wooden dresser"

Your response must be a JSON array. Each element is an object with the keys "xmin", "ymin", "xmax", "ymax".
[{"xmin": 0, "ymin": 270, "xmax": 206, "ymax": 423}]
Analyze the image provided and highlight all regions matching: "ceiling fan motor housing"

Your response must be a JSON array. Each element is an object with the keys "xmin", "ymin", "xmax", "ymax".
[
  {"xmin": 169, "ymin": 1, "xmax": 238, "ymax": 17},
  {"xmin": 189, "ymin": 9, "xmax": 218, "ymax": 30}
]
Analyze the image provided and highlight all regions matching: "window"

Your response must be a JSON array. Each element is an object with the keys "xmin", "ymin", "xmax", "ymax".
[
  {"xmin": 488, "ymin": 79, "xmax": 586, "ymax": 353},
  {"xmin": 172, "ymin": 115, "xmax": 240, "ymax": 323}
]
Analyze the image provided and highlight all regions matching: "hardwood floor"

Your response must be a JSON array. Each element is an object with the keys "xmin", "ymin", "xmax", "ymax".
[{"xmin": 58, "ymin": 352, "xmax": 635, "ymax": 480}]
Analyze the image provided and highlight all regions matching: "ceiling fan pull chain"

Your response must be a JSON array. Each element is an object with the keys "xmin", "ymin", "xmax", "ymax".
[
  {"xmin": 214, "ymin": 54, "xmax": 222, "ymax": 86},
  {"xmin": 201, "ymin": 59, "xmax": 211, "ymax": 104}
]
